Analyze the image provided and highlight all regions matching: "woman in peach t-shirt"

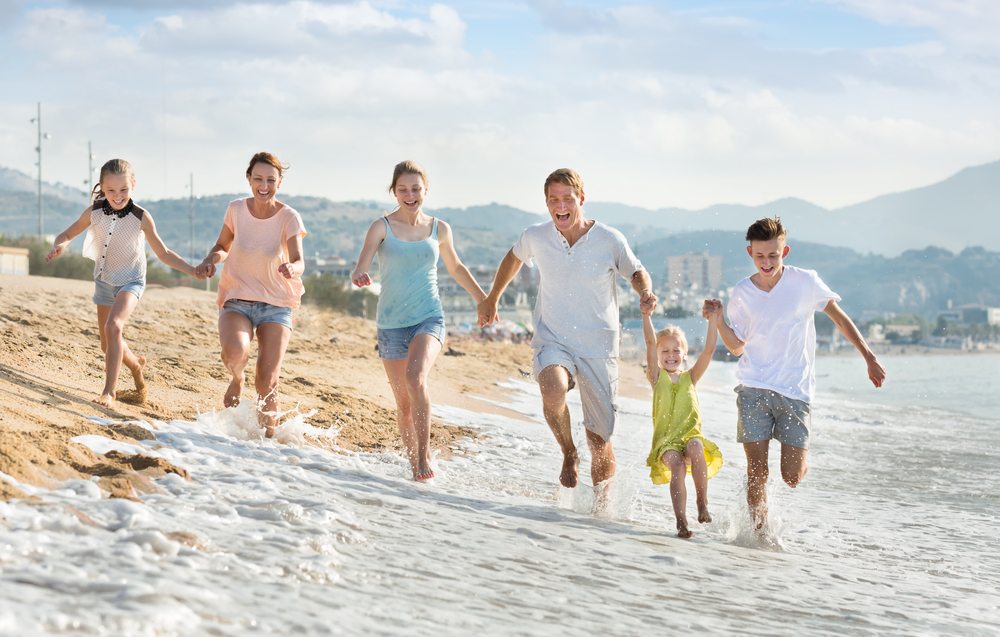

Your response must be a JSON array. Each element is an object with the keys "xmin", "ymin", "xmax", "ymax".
[{"xmin": 196, "ymin": 152, "xmax": 306, "ymax": 437}]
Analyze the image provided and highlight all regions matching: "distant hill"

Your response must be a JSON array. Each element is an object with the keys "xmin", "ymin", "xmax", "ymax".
[{"xmin": 587, "ymin": 159, "xmax": 1000, "ymax": 256}]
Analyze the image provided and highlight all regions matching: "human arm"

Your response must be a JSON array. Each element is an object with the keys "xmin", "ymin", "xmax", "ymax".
[
  {"xmin": 141, "ymin": 212, "xmax": 198, "ymax": 277},
  {"xmin": 630, "ymin": 268, "xmax": 657, "ymax": 314},
  {"xmin": 477, "ymin": 249, "xmax": 523, "ymax": 327},
  {"xmin": 823, "ymin": 300, "xmax": 886, "ymax": 388},
  {"xmin": 195, "ymin": 224, "xmax": 234, "ymax": 278},
  {"xmin": 278, "ymin": 232, "xmax": 304, "ymax": 279},
  {"xmin": 705, "ymin": 298, "xmax": 745, "ymax": 357},
  {"xmin": 438, "ymin": 221, "xmax": 487, "ymax": 304},
  {"xmin": 689, "ymin": 309, "xmax": 719, "ymax": 385},
  {"xmin": 641, "ymin": 302, "xmax": 659, "ymax": 387},
  {"xmin": 45, "ymin": 208, "xmax": 92, "ymax": 261},
  {"xmin": 350, "ymin": 219, "xmax": 387, "ymax": 287}
]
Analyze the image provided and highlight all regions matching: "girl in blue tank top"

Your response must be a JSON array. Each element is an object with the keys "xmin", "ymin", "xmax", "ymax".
[{"xmin": 351, "ymin": 160, "xmax": 487, "ymax": 481}]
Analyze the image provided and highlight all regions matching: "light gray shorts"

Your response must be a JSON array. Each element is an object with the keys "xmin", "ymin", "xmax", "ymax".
[
  {"xmin": 93, "ymin": 279, "xmax": 145, "ymax": 306},
  {"xmin": 735, "ymin": 385, "xmax": 811, "ymax": 449},
  {"xmin": 533, "ymin": 344, "xmax": 619, "ymax": 441}
]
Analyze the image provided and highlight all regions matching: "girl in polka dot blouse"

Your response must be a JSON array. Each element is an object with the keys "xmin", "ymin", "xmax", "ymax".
[{"xmin": 46, "ymin": 158, "xmax": 204, "ymax": 407}]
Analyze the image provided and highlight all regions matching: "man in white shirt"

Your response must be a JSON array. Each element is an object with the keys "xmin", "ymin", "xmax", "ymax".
[
  {"xmin": 478, "ymin": 168, "xmax": 656, "ymax": 491},
  {"xmin": 707, "ymin": 217, "xmax": 886, "ymax": 530}
]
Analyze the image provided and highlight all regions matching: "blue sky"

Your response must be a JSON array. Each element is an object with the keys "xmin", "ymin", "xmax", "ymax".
[{"xmin": 1, "ymin": 0, "xmax": 998, "ymax": 213}]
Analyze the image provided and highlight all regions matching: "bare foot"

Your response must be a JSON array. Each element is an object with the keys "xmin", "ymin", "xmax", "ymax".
[
  {"xmin": 413, "ymin": 463, "xmax": 435, "ymax": 482},
  {"xmin": 130, "ymin": 355, "xmax": 147, "ymax": 404},
  {"xmin": 559, "ymin": 450, "xmax": 579, "ymax": 488},
  {"xmin": 258, "ymin": 410, "xmax": 278, "ymax": 439},
  {"xmin": 676, "ymin": 519, "xmax": 693, "ymax": 539},
  {"xmin": 697, "ymin": 497, "xmax": 712, "ymax": 523},
  {"xmin": 224, "ymin": 377, "xmax": 243, "ymax": 408},
  {"xmin": 93, "ymin": 393, "xmax": 114, "ymax": 407}
]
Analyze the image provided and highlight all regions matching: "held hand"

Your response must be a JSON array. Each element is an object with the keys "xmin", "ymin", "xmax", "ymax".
[
  {"xmin": 351, "ymin": 270, "xmax": 371, "ymax": 288},
  {"xmin": 702, "ymin": 299, "xmax": 722, "ymax": 320},
  {"xmin": 867, "ymin": 356, "xmax": 886, "ymax": 388},
  {"xmin": 639, "ymin": 289, "xmax": 657, "ymax": 315},
  {"xmin": 45, "ymin": 244, "xmax": 65, "ymax": 262},
  {"xmin": 195, "ymin": 262, "xmax": 216, "ymax": 279},
  {"xmin": 278, "ymin": 262, "xmax": 301, "ymax": 279},
  {"xmin": 477, "ymin": 297, "xmax": 499, "ymax": 327}
]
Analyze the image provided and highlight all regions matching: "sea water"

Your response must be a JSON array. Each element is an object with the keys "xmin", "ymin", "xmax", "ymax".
[{"xmin": 1, "ymin": 354, "xmax": 998, "ymax": 636}]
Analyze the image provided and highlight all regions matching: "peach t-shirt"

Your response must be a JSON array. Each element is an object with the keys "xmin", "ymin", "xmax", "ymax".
[{"xmin": 216, "ymin": 198, "xmax": 307, "ymax": 309}]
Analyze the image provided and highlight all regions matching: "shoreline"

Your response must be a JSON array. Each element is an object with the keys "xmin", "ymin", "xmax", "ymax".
[{"xmin": 0, "ymin": 274, "xmax": 533, "ymax": 501}]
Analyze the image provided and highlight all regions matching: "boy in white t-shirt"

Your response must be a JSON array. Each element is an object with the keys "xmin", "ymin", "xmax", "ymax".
[{"xmin": 705, "ymin": 217, "xmax": 886, "ymax": 530}]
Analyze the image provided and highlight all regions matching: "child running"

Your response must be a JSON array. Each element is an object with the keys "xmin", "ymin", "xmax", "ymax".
[
  {"xmin": 46, "ymin": 158, "xmax": 200, "ymax": 407},
  {"xmin": 642, "ymin": 301, "xmax": 724, "ymax": 539}
]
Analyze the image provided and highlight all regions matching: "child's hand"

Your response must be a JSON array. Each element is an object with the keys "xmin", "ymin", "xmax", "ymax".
[
  {"xmin": 639, "ymin": 290, "xmax": 657, "ymax": 316},
  {"xmin": 702, "ymin": 299, "xmax": 722, "ymax": 321},
  {"xmin": 195, "ymin": 261, "xmax": 216, "ymax": 278},
  {"xmin": 351, "ymin": 270, "xmax": 371, "ymax": 288},
  {"xmin": 45, "ymin": 244, "xmax": 65, "ymax": 262}
]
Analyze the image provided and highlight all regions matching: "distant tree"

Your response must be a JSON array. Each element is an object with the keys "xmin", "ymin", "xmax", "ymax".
[{"xmin": 664, "ymin": 305, "xmax": 690, "ymax": 319}]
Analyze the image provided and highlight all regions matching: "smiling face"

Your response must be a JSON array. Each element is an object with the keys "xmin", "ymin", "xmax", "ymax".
[
  {"xmin": 248, "ymin": 163, "xmax": 281, "ymax": 203},
  {"xmin": 545, "ymin": 181, "xmax": 585, "ymax": 233},
  {"xmin": 101, "ymin": 173, "xmax": 134, "ymax": 211},
  {"xmin": 747, "ymin": 238, "xmax": 789, "ymax": 282},
  {"xmin": 657, "ymin": 334, "xmax": 686, "ymax": 372},
  {"xmin": 393, "ymin": 172, "xmax": 426, "ymax": 212}
]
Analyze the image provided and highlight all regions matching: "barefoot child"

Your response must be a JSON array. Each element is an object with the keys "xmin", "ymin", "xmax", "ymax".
[
  {"xmin": 642, "ymin": 303, "xmax": 724, "ymax": 538},
  {"xmin": 706, "ymin": 216, "xmax": 886, "ymax": 531},
  {"xmin": 46, "ymin": 158, "xmax": 200, "ymax": 407}
]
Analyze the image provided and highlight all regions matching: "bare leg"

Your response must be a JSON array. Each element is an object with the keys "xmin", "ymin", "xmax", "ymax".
[
  {"xmin": 744, "ymin": 440, "xmax": 771, "ymax": 530},
  {"xmin": 685, "ymin": 439, "xmax": 711, "ymax": 523},
  {"xmin": 380, "ymin": 333, "xmax": 442, "ymax": 480},
  {"xmin": 255, "ymin": 322, "xmax": 292, "ymax": 438},
  {"xmin": 97, "ymin": 304, "xmax": 146, "ymax": 401},
  {"xmin": 537, "ymin": 365, "xmax": 578, "ymax": 488},
  {"xmin": 219, "ymin": 312, "xmax": 253, "ymax": 409},
  {"xmin": 95, "ymin": 292, "xmax": 141, "ymax": 406},
  {"xmin": 586, "ymin": 429, "xmax": 616, "ymax": 485},
  {"xmin": 780, "ymin": 444, "xmax": 808, "ymax": 488},
  {"xmin": 662, "ymin": 449, "xmax": 691, "ymax": 538}
]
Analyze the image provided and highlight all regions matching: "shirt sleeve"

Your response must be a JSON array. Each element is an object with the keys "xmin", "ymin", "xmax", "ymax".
[
  {"xmin": 511, "ymin": 228, "xmax": 534, "ymax": 268},
  {"xmin": 283, "ymin": 209, "xmax": 307, "ymax": 241},
  {"xmin": 222, "ymin": 201, "xmax": 236, "ymax": 233},
  {"xmin": 728, "ymin": 286, "xmax": 749, "ymax": 342},
  {"xmin": 809, "ymin": 270, "xmax": 841, "ymax": 311},
  {"xmin": 613, "ymin": 232, "xmax": 643, "ymax": 280}
]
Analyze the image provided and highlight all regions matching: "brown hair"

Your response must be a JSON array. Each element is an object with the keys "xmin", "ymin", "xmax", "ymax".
[
  {"xmin": 544, "ymin": 168, "xmax": 584, "ymax": 199},
  {"xmin": 246, "ymin": 151, "xmax": 289, "ymax": 178},
  {"xmin": 91, "ymin": 158, "xmax": 136, "ymax": 203},
  {"xmin": 655, "ymin": 325, "xmax": 689, "ymax": 355},
  {"xmin": 745, "ymin": 217, "xmax": 787, "ymax": 242},
  {"xmin": 388, "ymin": 160, "xmax": 428, "ymax": 192}
]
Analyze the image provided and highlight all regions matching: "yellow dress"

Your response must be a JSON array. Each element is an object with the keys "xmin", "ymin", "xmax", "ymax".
[{"xmin": 647, "ymin": 369, "xmax": 723, "ymax": 485}]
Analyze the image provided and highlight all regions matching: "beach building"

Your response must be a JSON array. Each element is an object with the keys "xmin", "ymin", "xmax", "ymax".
[
  {"xmin": 665, "ymin": 252, "xmax": 722, "ymax": 292},
  {"xmin": 0, "ymin": 246, "xmax": 29, "ymax": 275}
]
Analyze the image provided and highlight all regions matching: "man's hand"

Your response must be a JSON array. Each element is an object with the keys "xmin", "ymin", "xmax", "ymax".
[
  {"xmin": 639, "ymin": 289, "xmax": 657, "ymax": 316},
  {"xmin": 477, "ymin": 296, "xmax": 499, "ymax": 327}
]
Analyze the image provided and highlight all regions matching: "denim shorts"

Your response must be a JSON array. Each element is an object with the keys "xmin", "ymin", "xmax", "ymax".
[
  {"xmin": 735, "ymin": 385, "xmax": 812, "ymax": 449},
  {"xmin": 93, "ymin": 279, "xmax": 145, "ymax": 306},
  {"xmin": 377, "ymin": 315, "xmax": 446, "ymax": 360},
  {"xmin": 220, "ymin": 299, "xmax": 294, "ymax": 330}
]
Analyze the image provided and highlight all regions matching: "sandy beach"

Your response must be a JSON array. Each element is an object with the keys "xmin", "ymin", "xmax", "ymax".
[{"xmin": 0, "ymin": 273, "xmax": 579, "ymax": 501}]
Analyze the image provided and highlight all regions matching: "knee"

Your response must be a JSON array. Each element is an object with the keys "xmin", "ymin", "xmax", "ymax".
[
  {"xmin": 685, "ymin": 439, "xmax": 704, "ymax": 457},
  {"xmin": 781, "ymin": 467, "xmax": 806, "ymax": 488},
  {"xmin": 104, "ymin": 318, "xmax": 125, "ymax": 340},
  {"xmin": 221, "ymin": 346, "xmax": 248, "ymax": 370},
  {"xmin": 665, "ymin": 454, "xmax": 685, "ymax": 473},
  {"xmin": 404, "ymin": 370, "xmax": 428, "ymax": 396}
]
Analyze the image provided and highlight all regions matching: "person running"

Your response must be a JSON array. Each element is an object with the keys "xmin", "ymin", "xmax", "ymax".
[
  {"xmin": 195, "ymin": 152, "xmax": 306, "ymax": 438},
  {"xmin": 47, "ymin": 158, "xmax": 200, "ymax": 407},
  {"xmin": 351, "ymin": 160, "xmax": 487, "ymax": 481}
]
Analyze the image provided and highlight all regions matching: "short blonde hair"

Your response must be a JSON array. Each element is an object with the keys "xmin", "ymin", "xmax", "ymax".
[
  {"xmin": 655, "ymin": 325, "xmax": 688, "ymax": 354},
  {"xmin": 544, "ymin": 168, "xmax": 584, "ymax": 199}
]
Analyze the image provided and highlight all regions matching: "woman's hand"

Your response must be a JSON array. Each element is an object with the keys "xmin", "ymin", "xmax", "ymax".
[
  {"xmin": 278, "ymin": 262, "xmax": 302, "ymax": 279},
  {"xmin": 195, "ymin": 261, "xmax": 216, "ymax": 279},
  {"xmin": 351, "ymin": 270, "xmax": 371, "ymax": 287}
]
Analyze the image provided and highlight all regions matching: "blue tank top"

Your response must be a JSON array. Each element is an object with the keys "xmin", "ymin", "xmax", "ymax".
[{"xmin": 376, "ymin": 216, "xmax": 444, "ymax": 329}]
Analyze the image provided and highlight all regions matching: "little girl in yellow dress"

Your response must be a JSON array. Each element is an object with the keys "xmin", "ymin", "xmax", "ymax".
[{"xmin": 642, "ymin": 302, "xmax": 724, "ymax": 538}]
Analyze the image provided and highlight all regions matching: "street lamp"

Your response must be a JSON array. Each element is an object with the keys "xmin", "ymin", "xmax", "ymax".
[
  {"xmin": 83, "ymin": 140, "xmax": 96, "ymax": 199},
  {"xmin": 29, "ymin": 102, "xmax": 51, "ymax": 239}
]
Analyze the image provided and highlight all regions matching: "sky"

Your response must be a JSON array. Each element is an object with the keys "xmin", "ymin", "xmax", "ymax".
[{"xmin": 2, "ymin": 0, "xmax": 999, "ymax": 213}]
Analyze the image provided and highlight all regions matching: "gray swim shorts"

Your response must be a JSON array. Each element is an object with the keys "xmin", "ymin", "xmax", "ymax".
[
  {"xmin": 735, "ymin": 385, "xmax": 811, "ymax": 449},
  {"xmin": 533, "ymin": 344, "xmax": 619, "ymax": 441}
]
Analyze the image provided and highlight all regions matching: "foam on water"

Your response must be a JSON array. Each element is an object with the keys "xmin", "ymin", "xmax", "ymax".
[{"xmin": 2, "ymin": 357, "xmax": 999, "ymax": 636}]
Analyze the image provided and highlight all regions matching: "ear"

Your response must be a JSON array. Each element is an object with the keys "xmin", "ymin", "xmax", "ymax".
[
  {"xmin": 745, "ymin": 245, "xmax": 753, "ymax": 257},
  {"xmin": 782, "ymin": 245, "xmax": 790, "ymax": 257},
  {"xmin": 578, "ymin": 190, "xmax": 586, "ymax": 205}
]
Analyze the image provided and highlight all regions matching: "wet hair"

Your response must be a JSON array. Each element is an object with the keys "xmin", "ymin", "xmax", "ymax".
[
  {"xmin": 745, "ymin": 217, "xmax": 787, "ymax": 242},
  {"xmin": 91, "ymin": 159, "xmax": 136, "ymax": 203},
  {"xmin": 655, "ymin": 325, "xmax": 689, "ymax": 356},
  {"xmin": 388, "ymin": 160, "xmax": 428, "ymax": 192},
  {"xmin": 246, "ymin": 151, "xmax": 289, "ymax": 178},
  {"xmin": 544, "ymin": 168, "xmax": 584, "ymax": 199}
]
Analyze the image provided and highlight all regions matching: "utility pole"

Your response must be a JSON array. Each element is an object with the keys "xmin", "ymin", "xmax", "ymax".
[
  {"xmin": 29, "ymin": 102, "xmax": 50, "ymax": 239},
  {"xmin": 188, "ymin": 172, "xmax": 194, "ymax": 263},
  {"xmin": 84, "ymin": 141, "xmax": 95, "ymax": 200}
]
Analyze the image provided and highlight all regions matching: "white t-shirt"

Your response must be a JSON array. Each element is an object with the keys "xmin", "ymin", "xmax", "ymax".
[
  {"xmin": 727, "ymin": 265, "xmax": 840, "ymax": 403},
  {"xmin": 512, "ymin": 220, "xmax": 642, "ymax": 359}
]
